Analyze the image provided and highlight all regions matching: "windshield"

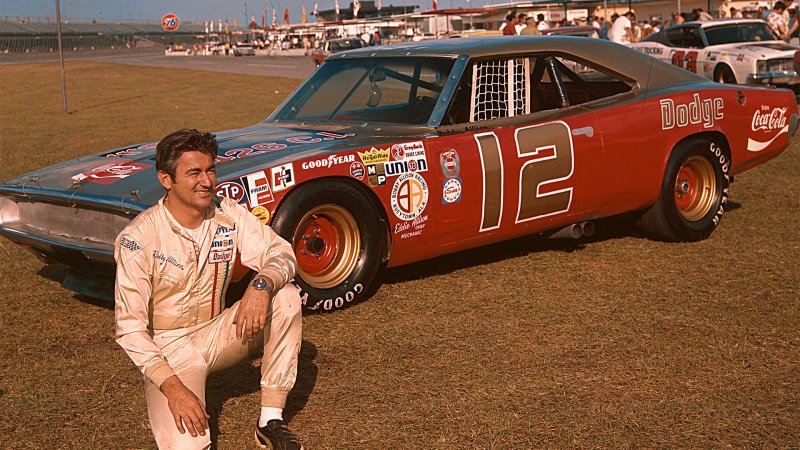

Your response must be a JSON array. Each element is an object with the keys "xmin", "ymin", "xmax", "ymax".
[
  {"xmin": 704, "ymin": 22, "xmax": 780, "ymax": 45},
  {"xmin": 271, "ymin": 57, "xmax": 455, "ymax": 125},
  {"xmin": 330, "ymin": 39, "xmax": 364, "ymax": 52}
]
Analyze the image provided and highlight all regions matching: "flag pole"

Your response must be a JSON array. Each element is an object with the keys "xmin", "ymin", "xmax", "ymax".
[{"xmin": 54, "ymin": 0, "xmax": 68, "ymax": 115}]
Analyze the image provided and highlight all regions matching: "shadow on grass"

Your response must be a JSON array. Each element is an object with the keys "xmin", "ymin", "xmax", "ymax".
[
  {"xmin": 69, "ymin": 92, "xmax": 151, "ymax": 114},
  {"xmin": 205, "ymin": 340, "xmax": 318, "ymax": 449},
  {"xmin": 383, "ymin": 212, "xmax": 644, "ymax": 285}
]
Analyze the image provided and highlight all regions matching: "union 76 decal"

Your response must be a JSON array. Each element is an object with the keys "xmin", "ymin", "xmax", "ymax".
[{"xmin": 475, "ymin": 121, "xmax": 575, "ymax": 232}]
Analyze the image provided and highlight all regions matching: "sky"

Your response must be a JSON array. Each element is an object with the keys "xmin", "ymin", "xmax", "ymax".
[{"xmin": 0, "ymin": 0, "xmax": 498, "ymax": 26}]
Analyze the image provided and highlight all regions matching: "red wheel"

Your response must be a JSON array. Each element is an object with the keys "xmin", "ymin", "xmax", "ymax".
[
  {"xmin": 638, "ymin": 139, "xmax": 730, "ymax": 241},
  {"xmin": 291, "ymin": 205, "xmax": 360, "ymax": 289},
  {"xmin": 272, "ymin": 181, "xmax": 388, "ymax": 312},
  {"xmin": 673, "ymin": 155, "xmax": 717, "ymax": 222}
]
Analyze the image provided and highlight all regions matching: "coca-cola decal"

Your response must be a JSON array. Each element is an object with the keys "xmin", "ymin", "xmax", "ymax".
[{"xmin": 747, "ymin": 105, "xmax": 789, "ymax": 152}]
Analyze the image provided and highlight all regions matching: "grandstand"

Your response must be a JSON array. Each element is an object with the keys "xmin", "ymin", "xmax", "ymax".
[{"xmin": 0, "ymin": 18, "xmax": 206, "ymax": 53}]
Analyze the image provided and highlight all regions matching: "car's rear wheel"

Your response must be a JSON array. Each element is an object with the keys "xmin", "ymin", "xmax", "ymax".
[
  {"xmin": 271, "ymin": 181, "xmax": 388, "ymax": 312},
  {"xmin": 637, "ymin": 138, "xmax": 730, "ymax": 241},
  {"xmin": 715, "ymin": 65, "xmax": 737, "ymax": 84}
]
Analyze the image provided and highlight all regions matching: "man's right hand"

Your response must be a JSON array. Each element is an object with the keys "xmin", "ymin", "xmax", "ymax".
[{"xmin": 160, "ymin": 375, "xmax": 210, "ymax": 437}]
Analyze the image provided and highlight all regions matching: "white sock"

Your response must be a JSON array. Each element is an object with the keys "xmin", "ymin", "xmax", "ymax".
[{"xmin": 258, "ymin": 407, "xmax": 283, "ymax": 427}]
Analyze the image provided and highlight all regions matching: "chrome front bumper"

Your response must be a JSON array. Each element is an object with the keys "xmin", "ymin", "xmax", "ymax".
[{"xmin": 746, "ymin": 71, "xmax": 800, "ymax": 86}]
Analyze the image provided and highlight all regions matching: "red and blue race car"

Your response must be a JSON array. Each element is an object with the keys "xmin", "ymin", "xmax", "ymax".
[{"xmin": 0, "ymin": 37, "xmax": 796, "ymax": 311}]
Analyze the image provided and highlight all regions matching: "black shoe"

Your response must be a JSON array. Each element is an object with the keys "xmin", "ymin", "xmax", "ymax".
[{"xmin": 255, "ymin": 419, "xmax": 304, "ymax": 450}]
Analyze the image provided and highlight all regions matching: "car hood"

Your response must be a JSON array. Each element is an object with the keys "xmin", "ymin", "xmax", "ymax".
[
  {"xmin": 0, "ymin": 121, "xmax": 427, "ymax": 210},
  {"xmin": 712, "ymin": 41, "xmax": 798, "ymax": 57}
]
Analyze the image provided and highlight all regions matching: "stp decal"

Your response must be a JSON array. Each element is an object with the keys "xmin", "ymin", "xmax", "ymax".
[
  {"xmin": 660, "ymin": 94, "xmax": 723, "ymax": 130},
  {"xmin": 271, "ymin": 163, "xmax": 295, "ymax": 191},
  {"xmin": 442, "ymin": 178, "xmax": 462, "ymax": 204},
  {"xmin": 391, "ymin": 172, "xmax": 428, "ymax": 221},
  {"xmin": 241, "ymin": 171, "xmax": 274, "ymax": 207},
  {"xmin": 214, "ymin": 181, "xmax": 245, "ymax": 203},
  {"xmin": 440, "ymin": 149, "xmax": 460, "ymax": 178},
  {"xmin": 71, "ymin": 161, "xmax": 151, "ymax": 185},
  {"xmin": 747, "ymin": 105, "xmax": 789, "ymax": 152}
]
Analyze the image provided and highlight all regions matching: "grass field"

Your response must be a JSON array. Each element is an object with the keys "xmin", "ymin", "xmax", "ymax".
[{"xmin": 1, "ymin": 60, "xmax": 798, "ymax": 449}]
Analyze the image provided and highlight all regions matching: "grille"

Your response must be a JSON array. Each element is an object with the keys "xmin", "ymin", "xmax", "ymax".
[{"xmin": 767, "ymin": 58, "xmax": 794, "ymax": 72}]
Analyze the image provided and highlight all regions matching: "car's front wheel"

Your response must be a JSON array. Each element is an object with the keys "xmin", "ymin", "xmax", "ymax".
[
  {"xmin": 637, "ymin": 138, "xmax": 730, "ymax": 241},
  {"xmin": 271, "ymin": 181, "xmax": 388, "ymax": 312},
  {"xmin": 715, "ymin": 65, "xmax": 737, "ymax": 84}
]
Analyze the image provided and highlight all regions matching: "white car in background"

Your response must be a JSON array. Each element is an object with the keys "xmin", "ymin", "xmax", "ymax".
[
  {"xmin": 233, "ymin": 42, "xmax": 256, "ymax": 56},
  {"xmin": 630, "ymin": 19, "xmax": 800, "ymax": 91}
]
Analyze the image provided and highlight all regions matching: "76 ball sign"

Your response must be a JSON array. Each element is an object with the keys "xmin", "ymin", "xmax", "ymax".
[{"xmin": 161, "ymin": 13, "xmax": 180, "ymax": 32}]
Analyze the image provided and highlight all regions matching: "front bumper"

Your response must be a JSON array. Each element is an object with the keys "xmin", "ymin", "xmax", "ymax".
[{"xmin": 746, "ymin": 71, "xmax": 800, "ymax": 86}]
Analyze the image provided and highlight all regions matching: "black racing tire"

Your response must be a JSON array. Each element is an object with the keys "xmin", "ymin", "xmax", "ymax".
[
  {"xmin": 715, "ymin": 65, "xmax": 737, "ymax": 84},
  {"xmin": 271, "ymin": 181, "xmax": 388, "ymax": 313},
  {"xmin": 637, "ymin": 138, "xmax": 730, "ymax": 242}
]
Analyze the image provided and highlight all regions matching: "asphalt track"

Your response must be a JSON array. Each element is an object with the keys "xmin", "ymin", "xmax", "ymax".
[{"xmin": 0, "ymin": 48, "xmax": 317, "ymax": 79}]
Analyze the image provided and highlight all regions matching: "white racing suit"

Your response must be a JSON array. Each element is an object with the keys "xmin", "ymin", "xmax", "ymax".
[{"xmin": 114, "ymin": 196, "xmax": 302, "ymax": 449}]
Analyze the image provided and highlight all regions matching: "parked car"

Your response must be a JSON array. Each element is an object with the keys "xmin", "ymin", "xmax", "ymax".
[
  {"xmin": 233, "ymin": 42, "xmax": 256, "ymax": 56},
  {"xmin": 447, "ymin": 29, "xmax": 501, "ymax": 38},
  {"xmin": 630, "ymin": 19, "xmax": 800, "ymax": 91},
  {"xmin": 310, "ymin": 37, "xmax": 365, "ymax": 67},
  {"xmin": 542, "ymin": 25, "xmax": 599, "ymax": 38},
  {"xmin": 1, "ymin": 37, "xmax": 797, "ymax": 312},
  {"xmin": 164, "ymin": 43, "xmax": 191, "ymax": 56}
]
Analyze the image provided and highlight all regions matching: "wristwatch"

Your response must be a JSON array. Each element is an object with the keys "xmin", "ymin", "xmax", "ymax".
[{"xmin": 250, "ymin": 277, "xmax": 273, "ymax": 292}]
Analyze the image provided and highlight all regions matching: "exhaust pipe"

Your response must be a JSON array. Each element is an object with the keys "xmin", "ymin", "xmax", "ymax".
[
  {"xmin": 546, "ymin": 221, "xmax": 594, "ymax": 240},
  {"xmin": 580, "ymin": 221, "xmax": 594, "ymax": 237},
  {"xmin": 548, "ymin": 223, "xmax": 583, "ymax": 239}
]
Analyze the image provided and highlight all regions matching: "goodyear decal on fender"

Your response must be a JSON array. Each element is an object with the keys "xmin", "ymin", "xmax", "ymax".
[{"xmin": 301, "ymin": 153, "xmax": 356, "ymax": 170}]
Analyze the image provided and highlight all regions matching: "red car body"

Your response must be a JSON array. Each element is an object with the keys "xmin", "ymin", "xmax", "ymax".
[{"xmin": 0, "ymin": 37, "xmax": 796, "ymax": 312}]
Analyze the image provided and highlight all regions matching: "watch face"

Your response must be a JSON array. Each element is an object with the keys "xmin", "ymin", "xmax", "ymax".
[{"xmin": 252, "ymin": 278, "xmax": 270, "ymax": 290}]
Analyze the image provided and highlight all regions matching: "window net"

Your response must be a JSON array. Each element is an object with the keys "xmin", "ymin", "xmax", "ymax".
[{"xmin": 470, "ymin": 58, "xmax": 529, "ymax": 122}]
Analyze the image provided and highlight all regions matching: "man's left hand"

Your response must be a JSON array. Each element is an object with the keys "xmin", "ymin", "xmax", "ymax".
[{"xmin": 232, "ymin": 284, "xmax": 271, "ymax": 340}]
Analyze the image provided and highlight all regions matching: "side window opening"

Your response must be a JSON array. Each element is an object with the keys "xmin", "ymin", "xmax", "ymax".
[{"xmin": 442, "ymin": 55, "xmax": 634, "ymax": 125}]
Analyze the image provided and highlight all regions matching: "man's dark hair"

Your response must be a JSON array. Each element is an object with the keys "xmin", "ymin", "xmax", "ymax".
[
  {"xmin": 625, "ymin": 11, "xmax": 636, "ymax": 19},
  {"xmin": 775, "ymin": 1, "xmax": 787, "ymax": 10},
  {"xmin": 537, "ymin": 13, "xmax": 545, "ymax": 21},
  {"xmin": 156, "ymin": 129, "xmax": 218, "ymax": 180}
]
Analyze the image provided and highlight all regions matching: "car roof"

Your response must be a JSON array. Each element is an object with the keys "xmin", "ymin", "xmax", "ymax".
[
  {"xmin": 678, "ymin": 18, "xmax": 767, "ymax": 28},
  {"xmin": 327, "ymin": 35, "xmax": 700, "ymax": 88}
]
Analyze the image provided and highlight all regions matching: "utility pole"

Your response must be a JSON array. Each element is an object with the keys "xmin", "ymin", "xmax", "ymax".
[{"xmin": 55, "ymin": 0, "xmax": 68, "ymax": 115}]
